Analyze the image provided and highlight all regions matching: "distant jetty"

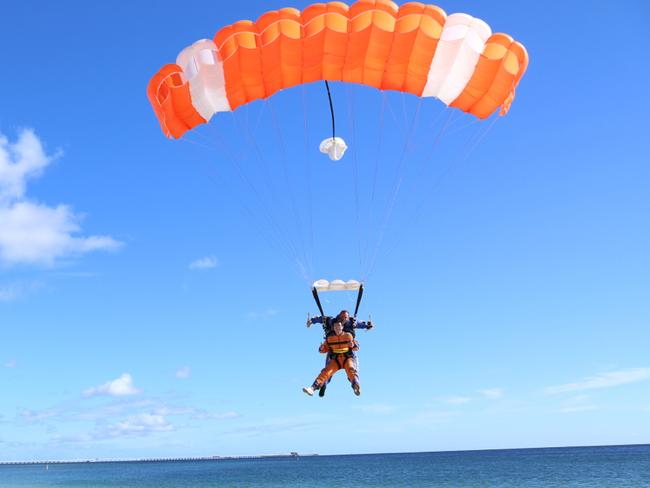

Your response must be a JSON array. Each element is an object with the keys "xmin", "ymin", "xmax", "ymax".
[{"xmin": 0, "ymin": 452, "xmax": 317, "ymax": 466}]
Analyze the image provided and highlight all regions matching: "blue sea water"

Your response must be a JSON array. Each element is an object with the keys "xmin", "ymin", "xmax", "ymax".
[{"xmin": 1, "ymin": 445, "xmax": 649, "ymax": 487}]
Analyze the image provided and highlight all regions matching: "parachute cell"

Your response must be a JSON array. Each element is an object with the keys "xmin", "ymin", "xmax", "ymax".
[{"xmin": 147, "ymin": 0, "xmax": 529, "ymax": 139}]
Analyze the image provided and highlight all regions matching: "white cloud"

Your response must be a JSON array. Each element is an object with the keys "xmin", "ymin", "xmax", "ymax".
[
  {"xmin": 55, "ymin": 413, "xmax": 174, "ymax": 443},
  {"xmin": 0, "ymin": 129, "xmax": 51, "ymax": 203},
  {"xmin": 83, "ymin": 373, "xmax": 142, "ymax": 398},
  {"xmin": 4, "ymin": 359, "xmax": 16, "ymax": 368},
  {"xmin": 0, "ymin": 202, "xmax": 121, "ymax": 266},
  {"xmin": 0, "ymin": 129, "xmax": 122, "ymax": 266},
  {"xmin": 111, "ymin": 413, "xmax": 173, "ymax": 436},
  {"xmin": 175, "ymin": 366, "xmax": 191, "ymax": 379},
  {"xmin": 479, "ymin": 388, "xmax": 504, "ymax": 399},
  {"xmin": 545, "ymin": 368, "xmax": 650, "ymax": 394},
  {"xmin": 189, "ymin": 256, "xmax": 219, "ymax": 270}
]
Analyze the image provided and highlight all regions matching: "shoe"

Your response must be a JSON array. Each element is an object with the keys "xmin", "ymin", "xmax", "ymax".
[
  {"xmin": 352, "ymin": 383, "xmax": 361, "ymax": 396},
  {"xmin": 318, "ymin": 382, "xmax": 327, "ymax": 397},
  {"xmin": 302, "ymin": 386, "xmax": 314, "ymax": 396}
]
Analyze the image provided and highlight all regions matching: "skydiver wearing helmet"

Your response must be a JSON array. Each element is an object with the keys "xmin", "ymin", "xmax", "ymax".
[
  {"xmin": 307, "ymin": 310, "xmax": 373, "ymax": 397},
  {"xmin": 303, "ymin": 320, "xmax": 361, "ymax": 397}
]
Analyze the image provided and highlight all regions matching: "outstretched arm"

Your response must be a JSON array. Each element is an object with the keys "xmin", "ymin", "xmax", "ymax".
[{"xmin": 355, "ymin": 320, "xmax": 373, "ymax": 330}]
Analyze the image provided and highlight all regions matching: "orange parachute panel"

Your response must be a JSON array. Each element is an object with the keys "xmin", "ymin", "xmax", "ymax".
[
  {"xmin": 386, "ymin": 3, "xmax": 446, "ymax": 95},
  {"xmin": 301, "ymin": 2, "xmax": 350, "ymax": 82},
  {"xmin": 148, "ymin": 0, "xmax": 528, "ymax": 138},
  {"xmin": 450, "ymin": 33, "xmax": 529, "ymax": 118},
  {"xmin": 147, "ymin": 64, "xmax": 205, "ymax": 138}
]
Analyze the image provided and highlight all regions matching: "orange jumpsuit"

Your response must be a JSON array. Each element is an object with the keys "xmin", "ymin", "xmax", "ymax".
[{"xmin": 313, "ymin": 332, "xmax": 359, "ymax": 387}]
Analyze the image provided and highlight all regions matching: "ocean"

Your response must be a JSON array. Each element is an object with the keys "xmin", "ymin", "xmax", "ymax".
[{"xmin": 1, "ymin": 445, "xmax": 649, "ymax": 487}]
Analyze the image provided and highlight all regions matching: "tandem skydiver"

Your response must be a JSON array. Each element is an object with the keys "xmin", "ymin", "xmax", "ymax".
[
  {"xmin": 303, "ymin": 320, "xmax": 361, "ymax": 397},
  {"xmin": 307, "ymin": 310, "xmax": 373, "ymax": 397},
  {"xmin": 307, "ymin": 309, "xmax": 374, "ymax": 336}
]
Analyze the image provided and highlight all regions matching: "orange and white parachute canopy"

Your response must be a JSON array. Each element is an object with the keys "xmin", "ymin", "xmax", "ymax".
[{"xmin": 147, "ymin": 0, "xmax": 528, "ymax": 139}]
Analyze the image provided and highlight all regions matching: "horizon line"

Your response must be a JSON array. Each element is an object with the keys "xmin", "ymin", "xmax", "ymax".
[{"xmin": 2, "ymin": 443, "xmax": 648, "ymax": 466}]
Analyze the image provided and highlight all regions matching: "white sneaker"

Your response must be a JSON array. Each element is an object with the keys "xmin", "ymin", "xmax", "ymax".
[{"xmin": 303, "ymin": 386, "xmax": 314, "ymax": 396}]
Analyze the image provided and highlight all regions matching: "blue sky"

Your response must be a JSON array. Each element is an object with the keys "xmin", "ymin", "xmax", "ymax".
[{"xmin": 1, "ymin": 0, "xmax": 649, "ymax": 462}]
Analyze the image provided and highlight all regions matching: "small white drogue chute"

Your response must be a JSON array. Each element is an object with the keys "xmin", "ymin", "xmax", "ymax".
[
  {"xmin": 312, "ymin": 279, "xmax": 361, "ymax": 292},
  {"xmin": 319, "ymin": 137, "xmax": 347, "ymax": 161},
  {"xmin": 311, "ymin": 279, "xmax": 364, "ymax": 318}
]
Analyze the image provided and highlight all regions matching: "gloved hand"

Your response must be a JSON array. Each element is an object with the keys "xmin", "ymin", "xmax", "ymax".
[
  {"xmin": 306, "ymin": 318, "xmax": 312, "ymax": 328},
  {"xmin": 367, "ymin": 321, "xmax": 374, "ymax": 330}
]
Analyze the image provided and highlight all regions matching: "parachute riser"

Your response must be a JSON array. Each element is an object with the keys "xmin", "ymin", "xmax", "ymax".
[
  {"xmin": 353, "ymin": 283, "xmax": 364, "ymax": 318},
  {"xmin": 311, "ymin": 287, "xmax": 325, "ymax": 317}
]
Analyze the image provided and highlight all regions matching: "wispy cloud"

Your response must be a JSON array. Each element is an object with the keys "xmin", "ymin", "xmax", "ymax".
[
  {"xmin": 110, "ymin": 413, "xmax": 173, "ymax": 436},
  {"xmin": 354, "ymin": 403, "xmax": 397, "ymax": 414},
  {"xmin": 0, "ymin": 129, "xmax": 122, "ymax": 267},
  {"xmin": 222, "ymin": 419, "xmax": 317, "ymax": 437},
  {"xmin": 545, "ymin": 368, "xmax": 650, "ymax": 394},
  {"xmin": 68, "ymin": 399, "xmax": 156, "ymax": 422},
  {"xmin": 405, "ymin": 410, "xmax": 458, "ymax": 427},
  {"xmin": 51, "ymin": 271, "xmax": 101, "ymax": 278},
  {"xmin": 175, "ymin": 366, "xmax": 191, "ymax": 379},
  {"xmin": 0, "ymin": 281, "xmax": 43, "ymax": 302},
  {"xmin": 479, "ymin": 388, "xmax": 504, "ymax": 399},
  {"xmin": 559, "ymin": 404, "xmax": 598, "ymax": 413},
  {"xmin": 556, "ymin": 395, "xmax": 598, "ymax": 413},
  {"xmin": 441, "ymin": 395, "xmax": 472, "ymax": 405},
  {"xmin": 20, "ymin": 408, "xmax": 60, "ymax": 423},
  {"xmin": 15, "ymin": 394, "xmax": 240, "ymax": 447},
  {"xmin": 0, "ymin": 284, "xmax": 20, "ymax": 302},
  {"xmin": 247, "ymin": 309, "xmax": 278, "ymax": 320},
  {"xmin": 58, "ymin": 407, "xmax": 236, "ymax": 443},
  {"xmin": 54, "ymin": 413, "xmax": 174, "ymax": 443},
  {"xmin": 83, "ymin": 373, "xmax": 142, "ymax": 398},
  {"xmin": 189, "ymin": 255, "xmax": 219, "ymax": 270},
  {"xmin": 4, "ymin": 359, "xmax": 16, "ymax": 368},
  {"xmin": 186, "ymin": 409, "xmax": 239, "ymax": 421}
]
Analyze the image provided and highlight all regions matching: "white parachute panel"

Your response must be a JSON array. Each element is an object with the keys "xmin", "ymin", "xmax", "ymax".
[{"xmin": 313, "ymin": 279, "xmax": 362, "ymax": 292}]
